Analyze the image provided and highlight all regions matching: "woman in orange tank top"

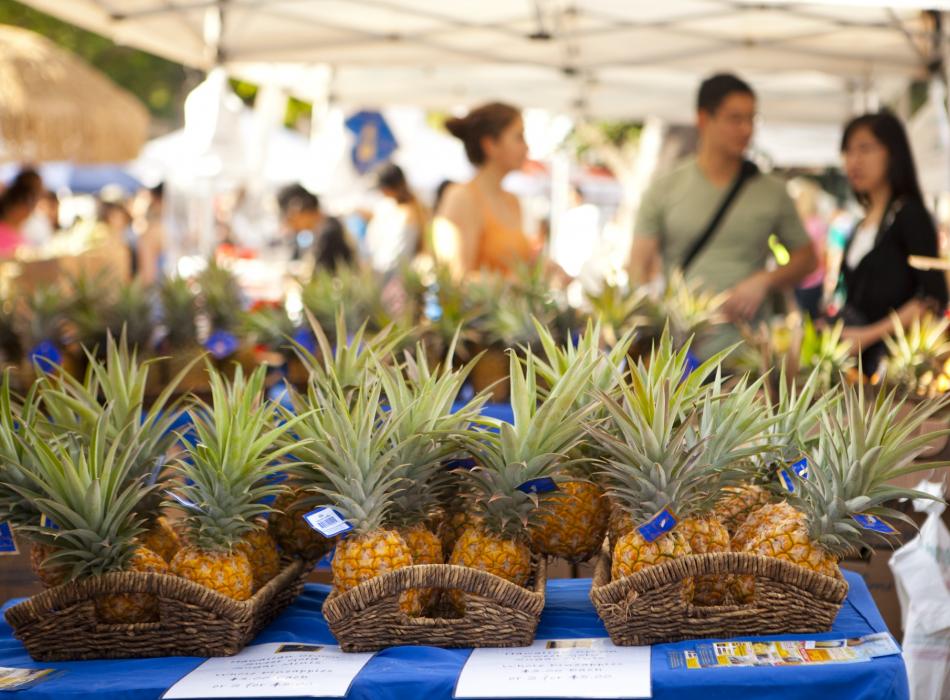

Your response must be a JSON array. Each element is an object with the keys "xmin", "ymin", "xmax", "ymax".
[{"xmin": 434, "ymin": 102, "xmax": 540, "ymax": 278}]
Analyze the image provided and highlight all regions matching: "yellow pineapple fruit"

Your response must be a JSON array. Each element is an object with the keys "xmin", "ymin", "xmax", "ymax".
[
  {"xmin": 530, "ymin": 480, "xmax": 609, "ymax": 562},
  {"xmin": 237, "ymin": 526, "xmax": 283, "ymax": 591},
  {"xmin": 171, "ymin": 548, "xmax": 255, "ymax": 600},
  {"xmin": 676, "ymin": 516, "xmax": 731, "ymax": 605},
  {"xmin": 168, "ymin": 365, "xmax": 305, "ymax": 600},
  {"xmin": 97, "ymin": 546, "xmax": 169, "ymax": 623},
  {"xmin": 450, "ymin": 350, "xmax": 597, "ymax": 611},
  {"xmin": 140, "ymin": 516, "xmax": 181, "ymax": 563},
  {"xmin": 713, "ymin": 485, "xmax": 771, "ymax": 535},
  {"xmin": 607, "ymin": 499, "xmax": 634, "ymax": 547},
  {"xmin": 734, "ymin": 381, "xmax": 950, "ymax": 604},
  {"xmin": 4, "ymin": 410, "xmax": 173, "ymax": 624},
  {"xmin": 591, "ymin": 333, "xmax": 771, "ymax": 605},
  {"xmin": 284, "ymin": 374, "xmax": 422, "ymax": 612},
  {"xmin": 30, "ymin": 542, "xmax": 68, "ymax": 588},
  {"xmin": 529, "ymin": 321, "xmax": 633, "ymax": 563},
  {"xmin": 268, "ymin": 489, "xmax": 335, "ymax": 561}
]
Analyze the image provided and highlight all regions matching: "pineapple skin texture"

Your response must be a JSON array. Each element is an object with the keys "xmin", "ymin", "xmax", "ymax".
[
  {"xmin": 608, "ymin": 501, "xmax": 634, "ymax": 547},
  {"xmin": 713, "ymin": 484, "xmax": 772, "ymax": 536},
  {"xmin": 439, "ymin": 508, "xmax": 482, "ymax": 560},
  {"xmin": 611, "ymin": 529, "xmax": 694, "ymax": 601},
  {"xmin": 237, "ymin": 529, "xmax": 282, "ymax": 592},
  {"xmin": 170, "ymin": 547, "xmax": 255, "ymax": 601},
  {"xmin": 530, "ymin": 481, "xmax": 609, "ymax": 562},
  {"xmin": 677, "ymin": 516, "xmax": 731, "ymax": 605},
  {"xmin": 732, "ymin": 502, "xmax": 838, "ymax": 603},
  {"xmin": 331, "ymin": 530, "xmax": 413, "ymax": 593},
  {"xmin": 449, "ymin": 527, "xmax": 533, "ymax": 586},
  {"xmin": 140, "ymin": 516, "xmax": 181, "ymax": 563},
  {"xmin": 96, "ymin": 547, "xmax": 169, "ymax": 624},
  {"xmin": 269, "ymin": 491, "xmax": 334, "ymax": 561},
  {"xmin": 30, "ymin": 542, "xmax": 67, "ymax": 588},
  {"xmin": 399, "ymin": 524, "xmax": 443, "ymax": 565},
  {"xmin": 396, "ymin": 524, "xmax": 443, "ymax": 615}
]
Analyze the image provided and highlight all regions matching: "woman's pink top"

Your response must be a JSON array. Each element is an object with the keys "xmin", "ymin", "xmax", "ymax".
[{"xmin": 0, "ymin": 221, "xmax": 21, "ymax": 256}]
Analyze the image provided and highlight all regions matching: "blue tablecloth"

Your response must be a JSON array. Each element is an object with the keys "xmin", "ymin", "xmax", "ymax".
[{"xmin": 0, "ymin": 570, "xmax": 907, "ymax": 700}]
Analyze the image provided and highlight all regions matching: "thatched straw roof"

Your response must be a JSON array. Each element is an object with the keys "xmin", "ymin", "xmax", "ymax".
[{"xmin": 0, "ymin": 24, "xmax": 149, "ymax": 164}]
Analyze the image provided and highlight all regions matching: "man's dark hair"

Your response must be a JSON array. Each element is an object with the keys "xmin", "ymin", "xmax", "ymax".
[
  {"xmin": 697, "ymin": 73, "xmax": 755, "ymax": 114},
  {"xmin": 277, "ymin": 183, "xmax": 319, "ymax": 216}
]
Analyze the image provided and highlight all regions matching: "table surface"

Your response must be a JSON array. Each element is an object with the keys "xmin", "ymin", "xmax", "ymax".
[{"xmin": 0, "ymin": 569, "xmax": 907, "ymax": 700}]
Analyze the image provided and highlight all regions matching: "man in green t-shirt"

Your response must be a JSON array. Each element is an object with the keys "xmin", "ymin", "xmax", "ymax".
[{"xmin": 629, "ymin": 73, "xmax": 817, "ymax": 353}]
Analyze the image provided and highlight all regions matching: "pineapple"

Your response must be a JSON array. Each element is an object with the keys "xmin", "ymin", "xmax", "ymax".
[
  {"xmin": 528, "ymin": 320, "xmax": 635, "ymax": 563},
  {"xmin": 35, "ymin": 332, "xmax": 196, "ymax": 563},
  {"xmin": 585, "ymin": 283, "xmax": 647, "ymax": 349},
  {"xmin": 64, "ymin": 270, "xmax": 114, "ymax": 359},
  {"xmin": 882, "ymin": 312, "xmax": 950, "ymax": 398},
  {"xmin": 291, "ymin": 310, "xmax": 407, "ymax": 394},
  {"xmin": 589, "ymin": 333, "xmax": 753, "ymax": 603},
  {"xmin": 449, "ymin": 350, "xmax": 596, "ymax": 610},
  {"xmin": 642, "ymin": 271, "xmax": 728, "ymax": 350},
  {"xmin": 374, "ymin": 339, "xmax": 488, "ymax": 610},
  {"xmin": 734, "ymin": 380, "xmax": 950, "ymax": 602},
  {"xmin": 15, "ymin": 285, "xmax": 72, "ymax": 382},
  {"xmin": 268, "ymin": 487, "xmax": 336, "ymax": 561},
  {"xmin": 799, "ymin": 317, "xmax": 856, "ymax": 390},
  {"xmin": 168, "ymin": 365, "xmax": 304, "ymax": 599},
  {"xmin": 1, "ymin": 411, "xmax": 169, "ymax": 623},
  {"xmin": 282, "ymin": 376, "xmax": 417, "ymax": 603},
  {"xmin": 716, "ymin": 364, "xmax": 837, "ymax": 539}
]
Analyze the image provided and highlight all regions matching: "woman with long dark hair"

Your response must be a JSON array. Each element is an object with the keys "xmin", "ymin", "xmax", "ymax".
[
  {"xmin": 433, "ymin": 102, "xmax": 538, "ymax": 278},
  {"xmin": 834, "ymin": 110, "xmax": 948, "ymax": 369}
]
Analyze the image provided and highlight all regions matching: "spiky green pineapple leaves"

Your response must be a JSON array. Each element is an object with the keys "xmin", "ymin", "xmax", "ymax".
[
  {"xmin": 457, "ymin": 348, "xmax": 598, "ymax": 540},
  {"xmin": 797, "ymin": 378, "xmax": 950, "ymax": 555},
  {"xmin": 5, "ymin": 409, "xmax": 152, "ymax": 581},
  {"xmin": 170, "ymin": 365, "xmax": 309, "ymax": 552}
]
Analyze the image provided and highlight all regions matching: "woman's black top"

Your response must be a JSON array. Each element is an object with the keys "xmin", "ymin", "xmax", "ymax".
[{"xmin": 842, "ymin": 197, "xmax": 948, "ymax": 325}]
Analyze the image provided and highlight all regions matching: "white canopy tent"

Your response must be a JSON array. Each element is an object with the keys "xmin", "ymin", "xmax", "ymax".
[{"xmin": 18, "ymin": 0, "xmax": 950, "ymax": 124}]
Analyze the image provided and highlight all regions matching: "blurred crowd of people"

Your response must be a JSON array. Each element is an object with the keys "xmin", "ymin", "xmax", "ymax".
[{"xmin": 3, "ymin": 70, "xmax": 948, "ymax": 374}]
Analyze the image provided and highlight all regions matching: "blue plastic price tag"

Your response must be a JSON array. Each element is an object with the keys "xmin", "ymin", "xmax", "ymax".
[
  {"xmin": 0, "ymin": 522, "xmax": 17, "ymax": 555},
  {"xmin": 636, "ymin": 508, "xmax": 678, "ymax": 543},
  {"xmin": 516, "ymin": 477, "xmax": 558, "ymax": 495},
  {"xmin": 851, "ymin": 514, "xmax": 898, "ymax": 535}
]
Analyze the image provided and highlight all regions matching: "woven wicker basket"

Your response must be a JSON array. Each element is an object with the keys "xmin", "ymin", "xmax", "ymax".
[
  {"xmin": 590, "ymin": 547, "xmax": 848, "ymax": 646},
  {"xmin": 4, "ymin": 559, "xmax": 309, "ymax": 661},
  {"xmin": 323, "ymin": 559, "xmax": 546, "ymax": 652}
]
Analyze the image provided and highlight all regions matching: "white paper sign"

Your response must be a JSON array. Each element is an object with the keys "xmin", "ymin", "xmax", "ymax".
[
  {"xmin": 162, "ymin": 643, "xmax": 374, "ymax": 699},
  {"xmin": 454, "ymin": 638, "xmax": 651, "ymax": 699}
]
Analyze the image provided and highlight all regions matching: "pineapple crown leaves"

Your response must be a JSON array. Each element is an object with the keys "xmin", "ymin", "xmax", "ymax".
[
  {"xmin": 375, "ymin": 341, "xmax": 489, "ymax": 525},
  {"xmin": 159, "ymin": 275, "xmax": 199, "ymax": 347},
  {"xmin": 757, "ymin": 363, "xmax": 840, "ymax": 472},
  {"xmin": 532, "ymin": 317, "xmax": 635, "ymax": 405},
  {"xmin": 290, "ymin": 309, "xmax": 408, "ymax": 391},
  {"xmin": 7, "ymin": 410, "xmax": 153, "ymax": 580},
  {"xmin": 33, "ymin": 331, "xmax": 198, "ymax": 518},
  {"xmin": 798, "ymin": 380, "xmax": 950, "ymax": 554},
  {"xmin": 882, "ymin": 311, "xmax": 950, "ymax": 392},
  {"xmin": 281, "ymin": 376, "xmax": 412, "ymax": 534},
  {"xmin": 688, "ymin": 370, "xmax": 779, "ymax": 482},
  {"xmin": 654, "ymin": 271, "xmax": 728, "ymax": 344},
  {"xmin": 170, "ymin": 365, "xmax": 310, "ymax": 551},
  {"xmin": 0, "ymin": 370, "xmax": 45, "ymax": 526},
  {"xmin": 591, "ymin": 373, "xmax": 720, "ymax": 521},
  {"xmin": 455, "ymin": 350, "xmax": 600, "ymax": 539},
  {"xmin": 198, "ymin": 260, "xmax": 244, "ymax": 331},
  {"xmin": 800, "ymin": 317, "xmax": 855, "ymax": 384}
]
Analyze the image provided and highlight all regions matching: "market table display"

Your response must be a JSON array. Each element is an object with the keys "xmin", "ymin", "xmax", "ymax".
[{"xmin": 0, "ymin": 570, "xmax": 907, "ymax": 700}]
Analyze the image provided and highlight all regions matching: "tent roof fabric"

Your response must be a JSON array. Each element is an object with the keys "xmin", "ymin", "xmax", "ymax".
[
  {"xmin": 17, "ymin": 1, "xmax": 947, "ymax": 122},
  {"xmin": 0, "ymin": 24, "xmax": 149, "ymax": 163}
]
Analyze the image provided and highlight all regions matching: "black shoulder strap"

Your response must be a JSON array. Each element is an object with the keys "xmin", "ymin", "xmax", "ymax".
[{"xmin": 681, "ymin": 159, "xmax": 759, "ymax": 271}]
